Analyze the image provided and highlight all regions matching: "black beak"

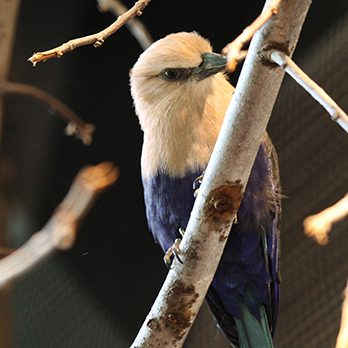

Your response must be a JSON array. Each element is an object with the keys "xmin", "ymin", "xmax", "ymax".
[{"xmin": 193, "ymin": 52, "xmax": 227, "ymax": 80}]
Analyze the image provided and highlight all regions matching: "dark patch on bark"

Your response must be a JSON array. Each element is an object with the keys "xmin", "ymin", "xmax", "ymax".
[
  {"xmin": 186, "ymin": 239, "xmax": 200, "ymax": 263},
  {"xmin": 258, "ymin": 41, "xmax": 291, "ymax": 67},
  {"xmin": 162, "ymin": 280, "xmax": 199, "ymax": 340},
  {"xmin": 204, "ymin": 181, "xmax": 243, "ymax": 223},
  {"xmin": 147, "ymin": 318, "xmax": 160, "ymax": 330}
]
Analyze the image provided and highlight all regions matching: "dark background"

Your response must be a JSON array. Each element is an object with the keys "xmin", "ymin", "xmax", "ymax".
[{"xmin": 1, "ymin": 0, "xmax": 348, "ymax": 347}]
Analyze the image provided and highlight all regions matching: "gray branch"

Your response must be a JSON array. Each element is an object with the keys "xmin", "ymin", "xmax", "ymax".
[
  {"xmin": 130, "ymin": 0, "xmax": 312, "ymax": 347},
  {"xmin": 268, "ymin": 50, "xmax": 348, "ymax": 134}
]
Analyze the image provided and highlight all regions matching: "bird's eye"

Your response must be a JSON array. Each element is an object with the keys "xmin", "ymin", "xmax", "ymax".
[{"xmin": 162, "ymin": 69, "xmax": 179, "ymax": 81}]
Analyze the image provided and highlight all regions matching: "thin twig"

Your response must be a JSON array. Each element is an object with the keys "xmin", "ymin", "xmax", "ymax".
[
  {"xmin": 268, "ymin": 50, "xmax": 348, "ymax": 134},
  {"xmin": 222, "ymin": 0, "xmax": 281, "ymax": 72},
  {"xmin": 97, "ymin": 0, "xmax": 153, "ymax": 50},
  {"xmin": 28, "ymin": 0, "xmax": 152, "ymax": 65},
  {"xmin": 336, "ymin": 281, "xmax": 348, "ymax": 348},
  {"xmin": 304, "ymin": 194, "xmax": 348, "ymax": 245},
  {"xmin": 0, "ymin": 82, "xmax": 95, "ymax": 145},
  {"xmin": 0, "ymin": 162, "xmax": 118, "ymax": 288},
  {"xmin": 131, "ymin": 0, "xmax": 312, "ymax": 346}
]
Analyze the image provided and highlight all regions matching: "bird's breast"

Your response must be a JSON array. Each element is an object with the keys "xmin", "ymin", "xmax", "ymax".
[{"xmin": 142, "ymin": 170, "xmax": 202, "ymax": 252}]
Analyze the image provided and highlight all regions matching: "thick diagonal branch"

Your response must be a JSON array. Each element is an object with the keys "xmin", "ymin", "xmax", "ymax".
[
  {"xmin": 131, "ymin": 0, "xmax": 312, "ymax": 347},
  {"xmin": 28, "ymin": 0, "xmax": 152, "ymax": 65},
  {"xmin": 0, "ymin": 162, "xmax": 118, "ymax": 288}
]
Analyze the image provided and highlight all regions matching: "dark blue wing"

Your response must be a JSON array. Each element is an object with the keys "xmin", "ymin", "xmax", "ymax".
[{"xmin": 207, "ymin": 137, "xmax": 281, "ymax": 345}]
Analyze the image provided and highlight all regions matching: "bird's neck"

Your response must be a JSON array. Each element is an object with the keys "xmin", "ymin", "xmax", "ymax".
[{"xmin": 141, "ymin": 76, "xmax": 234, "ymax": 179}]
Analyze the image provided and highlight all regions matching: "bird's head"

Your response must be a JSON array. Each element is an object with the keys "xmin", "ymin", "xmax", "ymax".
[
  {"xmin": 130, "ymin": 32, "xmax": 232, "ymax": 178},
  {"xmin": 130, "ymin": 32, "xmax": 227, "ymax": 130}
]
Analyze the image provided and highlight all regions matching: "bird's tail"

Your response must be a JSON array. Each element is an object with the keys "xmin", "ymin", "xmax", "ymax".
[{"xmin": 235, "ymin": 303, "xmax": 274, "ymax": 348}]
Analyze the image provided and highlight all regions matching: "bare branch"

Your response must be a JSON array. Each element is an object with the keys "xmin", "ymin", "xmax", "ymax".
[
  {"xmin": 131, "ymin": 0, "xmax": 312, "ymax": 346},
  {"xmin": 268, "ymin": 50, "xmax": 348, "ymax": 134},
  {"xmin": 336, "ymin": 281, "xmax": 348, "ymax": 348},
  {"xmin": 0, "ymin": 82, "xmax": 95, "ymax": 145},
  {"xmin": 97, "ymin": 0, "xmax": 153, "ymax": 50},
  {"xmin": 0, "ymin": 162, "xmax": 118, "ymax": 289},
  {"xmin": 304, "ymin": 194, "xmax": 348, "ymax": 245},
  {"xmin": 28, "ymin": 0, "xmax": 152, "ymax": 65},
  {"xmin": 222, "ymin": 0, "xmax": 281, "ymax": 72}
]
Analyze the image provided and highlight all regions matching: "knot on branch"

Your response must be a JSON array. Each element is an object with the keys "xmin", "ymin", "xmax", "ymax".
[
  {"xmin": 205, "ymin": 181, "xmax": 243, "ymax": 223},
  {"xmin": 258, "ymin": 42, "xmax": 291, "ymax": 67},
  {"xmin": 94, "ymin": 38, "xmax": 105, "ymax": 48}
]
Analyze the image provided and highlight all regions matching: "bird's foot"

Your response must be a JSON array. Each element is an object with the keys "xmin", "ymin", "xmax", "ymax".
[
  {"xmin": 164, "ymin": 238, "xmax": 183, "ymax": 268},
  {"xmin": 178, "ymin": 227, "xmax": 185, "ymax": 237},
  {"xmin": 193, "ymin": 171, "xmax": 205, "ymax": 197},
  {"xmin": 164, "ymin": 228, "xmax": 185, "ymax": 268}
]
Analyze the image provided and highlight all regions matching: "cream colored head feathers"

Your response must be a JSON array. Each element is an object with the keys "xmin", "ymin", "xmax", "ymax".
[{"xmin": 130, "ymin": 32, "xmax": 234, "ymax": 178}]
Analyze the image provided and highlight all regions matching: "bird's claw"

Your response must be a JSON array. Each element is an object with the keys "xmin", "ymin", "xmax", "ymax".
[
  {"xmin": 178, "ymin": 227, "xmax": 185, "ymax": 237},
  {"xmin": 193, "ymin": 171, "xmax": 205, "ymax": 197},
  {"xmin": 164, "ymin": 238, "xmax": 183, "ymax": 268}
]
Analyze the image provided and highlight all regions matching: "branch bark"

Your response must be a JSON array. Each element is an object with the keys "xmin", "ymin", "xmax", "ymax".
[
  {"xmin": 28, "ymin": 0, "xmax": 152, "ymax": 65},
  {"xmin": 268, "ymin": 50, "xmax": 348, "ymax": 134},
  {"xmin": 303, "ymin": 193, "xmax": 348, "ymax": 245},
  {"xmin": 0, "ymin": 162, "xmax": 118, "ymax": 289},
  {"xmin": 131, "ymin": 0, "xmax": 312, "ymax": 347}
]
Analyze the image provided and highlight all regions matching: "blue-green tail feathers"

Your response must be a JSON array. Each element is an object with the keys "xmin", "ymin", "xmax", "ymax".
[
  {"xmin": 206, "ymin": 289, "xmax": 274, "ymax": 348},
  {"xmin": 235, "ymin": 304, "xmax": 273, "ymax": 348}
]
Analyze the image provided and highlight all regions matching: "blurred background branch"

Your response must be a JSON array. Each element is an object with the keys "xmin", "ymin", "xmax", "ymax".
[
  {"xmin": 304, "ymin": 193, "xmax": 348, "ymax": 245},
  {"xmin": 0, "ymin": 162, "xmax": 118, "ymax": 288},
  {"xmin": 0, "ymin": 82, "xmax": 95, "ymax": 145}
]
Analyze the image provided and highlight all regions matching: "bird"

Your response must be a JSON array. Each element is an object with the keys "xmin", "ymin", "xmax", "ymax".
[{"xmin": 130, "ymin": 31, "xmax": 281, "ymax": 348}]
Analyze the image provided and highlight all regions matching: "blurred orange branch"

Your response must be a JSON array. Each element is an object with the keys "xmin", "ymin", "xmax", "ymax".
[
  {"xmin": 0, "ymin": 162, "xmax": 118, "ymax": 288},
  {"xmin": 304, "ymin": 194, "xmax": 348, "ymax": 245}
]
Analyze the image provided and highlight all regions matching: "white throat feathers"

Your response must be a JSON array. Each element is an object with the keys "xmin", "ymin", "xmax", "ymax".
[{"xmin": 130, "ymin": 32, "xmax": 234, "ymax": 178}]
